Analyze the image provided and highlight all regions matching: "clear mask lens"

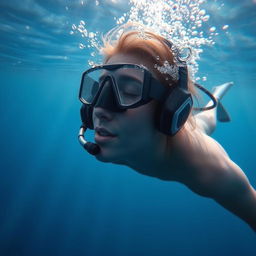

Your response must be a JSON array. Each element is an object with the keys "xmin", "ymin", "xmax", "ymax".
[
  {"xmin": 114, "ymin": 67, "xmax": 144, "ymax": 106},
  {"xmin": 81, "ymin": 69, "xmax": 101, "ymax": 104},
  {"xmin": 81, "ymin": 66, "xmax": 145, "ymax": 107}
]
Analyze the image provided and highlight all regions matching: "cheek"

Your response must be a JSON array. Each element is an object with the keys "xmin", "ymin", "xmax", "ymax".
[{"xmin": 122, "ymin": 102, "xmax": 157, "ymax": 139}]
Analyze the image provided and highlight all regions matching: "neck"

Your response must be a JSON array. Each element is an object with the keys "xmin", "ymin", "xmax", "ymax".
[{"xmin": 121, "ymin": 127, "xmax": 197, "ymax": 181}]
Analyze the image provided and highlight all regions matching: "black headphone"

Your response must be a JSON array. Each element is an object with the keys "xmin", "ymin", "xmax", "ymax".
[{"xmin": 155, "ymin": 65, "xmax": 193, "ymax": 136}]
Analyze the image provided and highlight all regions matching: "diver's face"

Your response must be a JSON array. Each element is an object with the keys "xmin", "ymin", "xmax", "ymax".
[{"xmin": 92, "ymin": 53, "xmax": 160, "ymax": 164}]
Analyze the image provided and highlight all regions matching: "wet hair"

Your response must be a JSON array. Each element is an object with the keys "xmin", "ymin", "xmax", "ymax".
[{"xmin": 100, "ymin": 22, "xmax": 199, "ymax": 137}]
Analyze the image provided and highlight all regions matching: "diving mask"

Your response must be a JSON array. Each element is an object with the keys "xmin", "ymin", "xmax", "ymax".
[{"xmin": 79, "ymin": 63, "xmax": 172, "ymax": 110}]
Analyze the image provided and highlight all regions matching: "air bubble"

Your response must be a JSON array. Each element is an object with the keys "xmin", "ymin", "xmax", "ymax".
[
  {"xmin": 79, "ymin": 43, "xmax": 85, "ymax": 49},
  {"xmin": 190, "ymin": 15, "xmax": 195, "ymax": 21},
  {"xmin": 209, "ymin": 26, "xmax": 216, "ymax": 32},
  {"xmin": 198, "ymin": 9, "xmax": 206, "ymax": 16},
  {"xmin": 178, "ymin": 47, "xmax": 192, "ymax": 62},
  {"xmin": 180, "ymin": 30, "xmax": 186, "ymax": 37},
  {"xmin": 70, "ymin": 0, "xmax": 225, "ymax": 81},
  {"xmin": 83, "ymin": 29, "xmax": 88, "ymax": 37},
  {"xmin": 88, "ymin": 60, "xmax": 95, "ymax": 66},
  {"xmin": 196, "ymin": 20, "xmax": 202, "ymax": 25},
  {"xmin": 89, "ymin": 32, "xmax": 95, "ymax": 38},
  {"xmin": 202, "ymin": 15, "xmax": 210, "ymax": 22}
]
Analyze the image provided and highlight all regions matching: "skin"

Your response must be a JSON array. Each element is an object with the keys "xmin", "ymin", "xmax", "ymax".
[{"xmin": 92, "ymin": 53, "xmax": 256, "ymax": 232}]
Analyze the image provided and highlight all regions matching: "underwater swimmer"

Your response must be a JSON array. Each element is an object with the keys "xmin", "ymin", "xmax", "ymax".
[{"xmin": 78, "ymin": 28, "xmax": 256, "ymax": 232}]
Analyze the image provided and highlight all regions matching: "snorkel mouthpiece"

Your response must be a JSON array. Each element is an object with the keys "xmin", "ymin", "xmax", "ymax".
[
  {"xmin": 78, "ymin": 125, "xmax": 100, "ymax": 155},
  {"xmin": 85, "ymin": 142, "xmax": 100, "ymax": 155}
]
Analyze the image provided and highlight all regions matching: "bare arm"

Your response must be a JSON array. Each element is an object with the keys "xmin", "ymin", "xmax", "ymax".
[
  {"xmin": 188, "ymin": 100, "xmax": 256, "ymax": 231},
  {"xmin": 200, "ymin": 158, "xmax": 256, "ymax": 232}
]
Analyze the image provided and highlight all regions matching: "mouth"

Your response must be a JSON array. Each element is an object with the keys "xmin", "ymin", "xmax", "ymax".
[{"xmin": 94, "ymin": 127, "xmax": 117, "ymax": 144}]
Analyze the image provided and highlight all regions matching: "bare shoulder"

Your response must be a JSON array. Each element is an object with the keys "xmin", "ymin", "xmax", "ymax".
[
  {"xmin": 181, "ymin": 126, "xmax": 256, "ymax": 231},
  {"xmin": 181, "ymin": 126, "xmax": 249, "ymax": 198},
  {"xmin": 195, "ymin": 155, "xmax": 250, "ymax": 198}
]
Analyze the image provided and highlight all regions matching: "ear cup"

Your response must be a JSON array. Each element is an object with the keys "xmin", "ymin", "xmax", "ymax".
[
  {"xmin": 80, "ymin": 104, "xmax": 94, "ymax": 129},
  {"xmin": 156, "ymin": 87, "xmax": 193, "ymax": 136}
]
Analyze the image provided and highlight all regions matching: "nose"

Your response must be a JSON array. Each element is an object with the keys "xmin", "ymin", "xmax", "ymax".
[{"xmin": 93, "ymin": 107, "xmax": 115, "ymax": 123}]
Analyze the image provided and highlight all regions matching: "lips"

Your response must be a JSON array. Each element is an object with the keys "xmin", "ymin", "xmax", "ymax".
[
  {"xmin": 95, "ymin": 127, "xmax": 116, "ymax": 137},
  {"xmin": 94, "ymin": 127, "xmax": 117, "ymax": 144}
]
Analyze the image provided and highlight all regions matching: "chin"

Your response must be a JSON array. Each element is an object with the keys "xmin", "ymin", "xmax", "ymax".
[
  {"xmin": 95, "ymin": 149, "xmax": 118, "ymax": 163},
  {"xmin": 95, "ymin": 148, "xmax": 127, "ymax": 165},
  {"xmin": 95, "ymin": 153, "xmax": 111, "ymax": 163}
]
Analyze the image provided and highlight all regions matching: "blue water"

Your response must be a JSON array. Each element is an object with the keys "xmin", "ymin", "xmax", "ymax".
[{"xmin": 0, "ymin": 0, "xmax": 255, "ymax": 255}]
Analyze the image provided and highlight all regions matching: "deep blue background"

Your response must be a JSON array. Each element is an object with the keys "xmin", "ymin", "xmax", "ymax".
[{"xmin": 0, "ymin": 0, "xmax": 255, "ymax": 255}]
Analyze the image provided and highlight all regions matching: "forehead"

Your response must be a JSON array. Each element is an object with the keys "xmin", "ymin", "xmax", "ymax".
[
  {"xmin": 101, "ymin": 54, "xmax": 147, "ymax": 81},
  {"xmin": 105, "ymin": 53, "xmax": 160, "ymax": 81},
  {"xmin": 106, "ymin": 53, "xmax": 151, "ymax": 69}
]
